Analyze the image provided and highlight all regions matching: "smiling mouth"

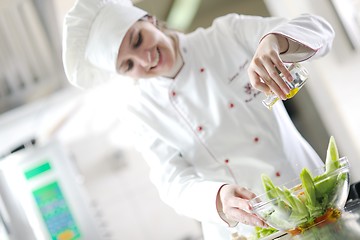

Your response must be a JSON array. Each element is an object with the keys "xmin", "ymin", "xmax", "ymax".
[{"xmin": 150, "ymin": 47, "xmax": 160, "ymax": 70}]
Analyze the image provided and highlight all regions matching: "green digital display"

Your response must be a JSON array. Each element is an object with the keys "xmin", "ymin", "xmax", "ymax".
[
  {"xmin": 32, "ymin": 181, "xmax": 81, "ymax": 240},
  {"xmin": 24, "ymin": 161, "xmax": 51, "ymax": 180}
]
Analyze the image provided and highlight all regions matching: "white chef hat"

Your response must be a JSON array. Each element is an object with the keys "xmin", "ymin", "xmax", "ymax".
[{"xmin": 62, "ymin": 0, "xmax": 147, "ymax": 89}]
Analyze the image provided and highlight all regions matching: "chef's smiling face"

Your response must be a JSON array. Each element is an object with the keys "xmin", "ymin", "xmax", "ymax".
[{"xmin": 116, "ymin": 18, "xmax": 177, "ymax": 79}]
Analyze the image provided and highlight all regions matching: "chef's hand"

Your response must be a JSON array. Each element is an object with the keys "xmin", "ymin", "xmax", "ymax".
[
  {"xmin": 216, "ymin": 184, "xmax": 267, "ymax": 228},
  {"xmin": 247, "ymin": 34, "xmax": 292, "ymax": 100}
]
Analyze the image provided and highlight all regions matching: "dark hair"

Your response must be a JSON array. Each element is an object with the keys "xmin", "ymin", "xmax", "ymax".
[{"xmin": 140, "ymin": 15, "xmax": 178, "ymax": 36}]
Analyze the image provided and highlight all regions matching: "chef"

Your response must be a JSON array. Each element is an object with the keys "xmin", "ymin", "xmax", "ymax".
[{"xmin": 62, "ymin": 0, "xmax": 335, "ymax": 239}]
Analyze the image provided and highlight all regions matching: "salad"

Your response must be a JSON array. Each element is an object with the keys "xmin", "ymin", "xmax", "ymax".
[{"xmin": 252, "ymin": 136, "xmax": 349, "ymax": 239}]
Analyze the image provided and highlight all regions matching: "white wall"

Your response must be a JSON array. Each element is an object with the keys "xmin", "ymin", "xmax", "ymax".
[{"xmin": 264, "ymin": 0, "xmax": 360, "ymax": 182}]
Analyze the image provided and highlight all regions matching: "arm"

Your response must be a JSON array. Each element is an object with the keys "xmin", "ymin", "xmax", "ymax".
[
  {"xmin": 247, "ymin": 14, "xmax": 335, "ymax": 98},
  {"xmin": 128, "ymin": 109, "xmax": 265, "ymax": 227},
  {"xmin": 126, "ymin": 110, "xmax": 228, "ymax": 225}
]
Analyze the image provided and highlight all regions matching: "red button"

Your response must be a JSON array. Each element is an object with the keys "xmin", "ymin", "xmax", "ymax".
[
  {"xmin": 276, "ymin": 171, "xmax": 281, "ymax": 177},
  {"xmin": 224, "ymin": 159, "xmax": 229, "ymax": 164},
  {"xmin": 171, "ymin": 91, "xmax": 176, "ymax": 97},
  {"xmin": 254, "ymin": 137, "xmax": 259, "ymax": 143},
  {"xmin": 229, "ymin": 103, "xmax": 235, "ymax": 108},
  {"xmin": 200, "ymin": 68, "xmax": 205, "ymax": 73},
  {"xmin": 197, "ymin": 126, "xmax": 203, "ymax": 132}
]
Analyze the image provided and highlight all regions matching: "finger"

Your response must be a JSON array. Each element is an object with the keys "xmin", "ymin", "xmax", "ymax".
[
  {"xmin": 273, "ymin": 59, "xmax": 293, "ymax": 83},
  {"xmin": 234, "ymin": 187, "xmax": 257, "ymax": 200},
  {"xmin": 227, "ymin": 208, "xmax": 267, "ymax": 227},
  {"xmin": 227, "ymin": 193, "xmax": 259, "ymax": 214},
  {"xmin": 227, "ymin": 196, "xmax": 252, "ymax": 212},
  {"xmin": 252, "ymin": 60, "xmax": 287, "ymax": 99},
  {"xmin": 272, "ymin": 58, "xmax": 294, "ymax": 96},
  {"xmin": 248, "ymin": 69, "xmax": 271, "ymax": 94},
  {"xmin": 257, "ymin": 52, "xmax": 291, "ymax": 97},
  {"xmin": 261, "ymin": 61, "xmax": 290, "ymax": 99}
]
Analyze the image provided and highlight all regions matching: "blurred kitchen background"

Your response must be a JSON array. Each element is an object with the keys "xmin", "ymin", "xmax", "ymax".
[{"xmin": 0, "ymin": 0, "xmax": 359, "ymax": 239}]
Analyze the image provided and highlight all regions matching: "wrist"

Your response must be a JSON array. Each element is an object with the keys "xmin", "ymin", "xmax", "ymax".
[{"xmin": 274, "ymin": 34, "xmax": 289, "ymax": 54}]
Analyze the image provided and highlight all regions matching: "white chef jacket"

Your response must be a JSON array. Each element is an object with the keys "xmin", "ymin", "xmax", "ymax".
[{"xmin": 126, "ymin": 14, "xmax": 334, "ymax": 239}]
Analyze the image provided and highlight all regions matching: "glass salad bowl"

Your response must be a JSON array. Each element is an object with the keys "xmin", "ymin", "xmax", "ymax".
[{"xmin": 249, "ymin": 157, "xmax": 350, "ymax": 235}]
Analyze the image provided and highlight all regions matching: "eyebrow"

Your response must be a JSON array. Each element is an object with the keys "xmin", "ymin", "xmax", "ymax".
[{"xmin": 129, "ymin": 29, "xmax": 134, "ymax": 46}]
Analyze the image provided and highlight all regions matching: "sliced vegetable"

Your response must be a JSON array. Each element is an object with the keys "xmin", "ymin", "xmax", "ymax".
[
  {"xmin": 314, "ymin": 136, "xmax": 341, "ymax": 201},
  {"xmin": 254, "ymin": 226, "xmax": 278, "ymax": 239},
  {"xmin": 300, "ymin": 168, "xmax": 317, "ymax": 207},
  {"xmin": 325, "ymin": 136, "xmax": 340, "ymax": 174},
  {"xmin": 261, "ymin": 174, "xmax": 278, "ymax": 200},
  {"xmin": 314, "ymin": 136, "xmax": 340, "ymax": 183},
  {"xmin": 300, "ymin": 168, "xmax": 323, "ymax": 218},
  {"xmin": 253, "ymin": 136, "xmax": 347, "ymax": 239},
  {"xmin": 283, "ymin": 188, "xmax": 309, "ymax": 221}
]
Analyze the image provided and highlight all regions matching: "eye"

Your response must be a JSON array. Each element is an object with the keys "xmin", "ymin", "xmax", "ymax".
[
  {"xmin": 134, "ymin": 31, "xmax": 142, "ymax": 48},
  {"xmin": 126, "ymin": 60, "xmax": 134, "ymax": 72}
]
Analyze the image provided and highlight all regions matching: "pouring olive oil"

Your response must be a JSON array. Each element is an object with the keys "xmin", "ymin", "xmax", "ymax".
[{"xmin": 262, "ymin": 63, "xmax": 308, "ymax": 110}]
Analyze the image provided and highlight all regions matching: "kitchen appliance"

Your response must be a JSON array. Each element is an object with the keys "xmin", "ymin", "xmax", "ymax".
[
  {"xmin": 347, "ymin": 181, "xmax": 360, "ymax": 202},
  {"xmin": 0, "ymin": 141, "xmax": 104, "ymax": 240}
]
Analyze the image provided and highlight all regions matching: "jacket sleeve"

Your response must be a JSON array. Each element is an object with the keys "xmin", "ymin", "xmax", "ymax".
[
  {"xmin": 266, "ymin": 13, "xmax": 335, "ymax": 62},
  {"xmin": 212, "ymin": 13, "xmax": 334, "ymax": 63}
]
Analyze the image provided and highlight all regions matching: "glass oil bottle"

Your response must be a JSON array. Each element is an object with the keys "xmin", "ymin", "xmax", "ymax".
[{"xmin": 262, "ymin": 63, "xmax": 308, "ymax": 110}]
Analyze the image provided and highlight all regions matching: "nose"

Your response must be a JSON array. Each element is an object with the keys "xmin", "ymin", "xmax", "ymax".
[{"xmin": 134, "ymin": 49, "xmax": 151, "ymax": 71}]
